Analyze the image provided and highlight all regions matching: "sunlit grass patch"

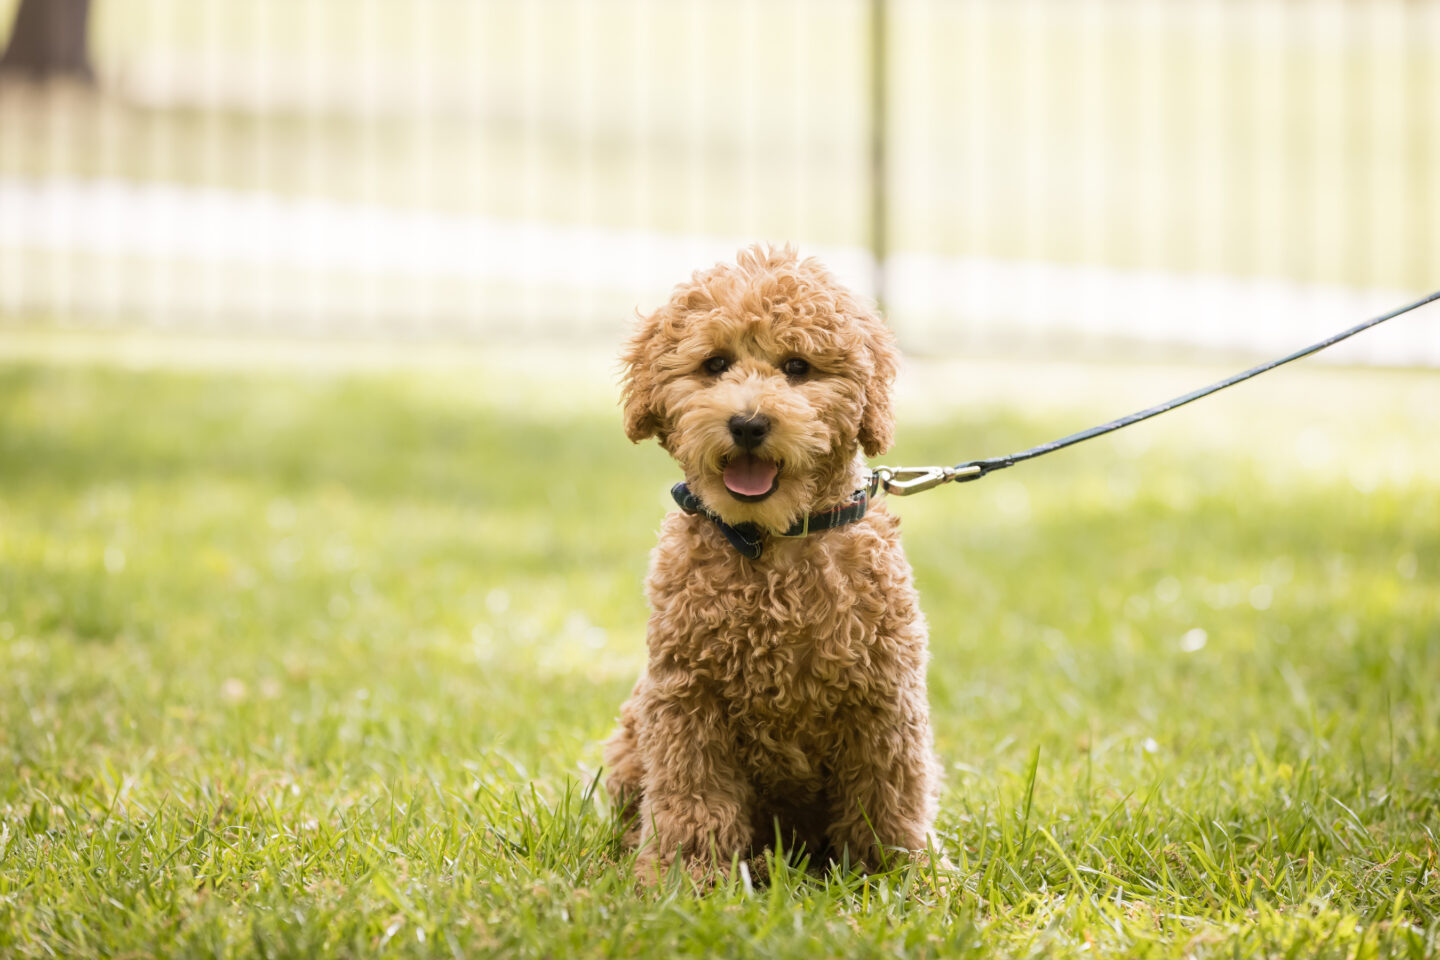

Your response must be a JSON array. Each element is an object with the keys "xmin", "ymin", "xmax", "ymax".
[{"xmin": 0, "ymin": 352, "xmax": 1436, "ymax": 958}]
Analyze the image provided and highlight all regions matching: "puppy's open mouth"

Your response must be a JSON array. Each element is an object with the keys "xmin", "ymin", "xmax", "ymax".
[{"xmin": 722, "ymin": 453, "xmax": 780, "ymax": 502}]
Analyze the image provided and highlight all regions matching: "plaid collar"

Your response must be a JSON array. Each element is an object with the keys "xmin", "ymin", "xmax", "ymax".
[{"xmin": 670, "ymin": 482, "xmax": 870, "ymax": 560}]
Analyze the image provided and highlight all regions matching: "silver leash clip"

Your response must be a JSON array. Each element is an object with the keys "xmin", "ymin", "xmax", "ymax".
[{"xmin": 870, "ymin": 464, "xmax": 982, "ymax": 497}]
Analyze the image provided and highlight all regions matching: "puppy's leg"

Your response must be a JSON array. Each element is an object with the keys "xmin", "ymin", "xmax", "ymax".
[
  {"xmin": 602, "ymin": 675, "xmax": 648, "ymax": 847},
  {"xmin": 826, "ymin": 692, "xmax": 940, "ymax": 870},
  {"xmin": 634, "ymin": 690, "xmax": 753, "ymax": 885}
]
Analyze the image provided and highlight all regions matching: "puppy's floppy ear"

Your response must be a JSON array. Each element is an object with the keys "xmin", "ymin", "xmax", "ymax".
[
  {"xmin": 857, "ymin": 308, "xmax": 900, "ymax": 457},
  {"xmin": 619, "ymin": 308, "xmax": 663, "ymax": 442}
]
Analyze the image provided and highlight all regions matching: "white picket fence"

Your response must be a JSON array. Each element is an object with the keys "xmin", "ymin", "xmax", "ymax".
[{"xmin": 3, "ymin": 176, "xmax": 1435, "ymax": 365}]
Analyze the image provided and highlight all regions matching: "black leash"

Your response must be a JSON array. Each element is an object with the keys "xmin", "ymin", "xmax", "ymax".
[{"xmin": 870, "ymin": 289, "xmax": 1440, "ymax": 497}]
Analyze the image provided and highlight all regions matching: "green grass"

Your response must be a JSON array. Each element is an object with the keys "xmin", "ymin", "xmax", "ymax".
[{"xmin": 0, "ymin": 345, "xmax": 1438, "ymax": 958}]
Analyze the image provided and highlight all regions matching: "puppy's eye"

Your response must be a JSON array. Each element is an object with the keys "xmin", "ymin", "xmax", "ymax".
[
  {"xmin": 702, "ymin": 356, "xmax": 731, "ymax": 375},
  {"xmin": 782, "ymin": 357, "xmax": 810, "ymax": 377}
]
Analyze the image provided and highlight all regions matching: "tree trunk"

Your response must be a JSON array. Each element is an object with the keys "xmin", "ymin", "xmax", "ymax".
[{"xmin": 0, "ymin": 0, "xmax": 95, "ymax": 83}]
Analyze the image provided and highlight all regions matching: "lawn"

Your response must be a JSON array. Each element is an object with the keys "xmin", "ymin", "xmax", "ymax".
[{"xmin": 0, "ymin": 339, "xmax": 1437, "ymax": 958}]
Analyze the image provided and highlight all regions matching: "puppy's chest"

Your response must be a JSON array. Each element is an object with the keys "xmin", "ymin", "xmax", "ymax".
[
  {"xmin": 713, "ymin": 618, "xmax": 867, "ymax": 719},
  {"xmin": 667, "ymin": 559, "xmax": 893, "ymax": 718}
]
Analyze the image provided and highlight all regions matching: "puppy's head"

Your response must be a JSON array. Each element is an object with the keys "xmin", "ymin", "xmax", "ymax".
[{"xmin": 620, "ymin": 244, "xmax": 899, "ymax": 532}]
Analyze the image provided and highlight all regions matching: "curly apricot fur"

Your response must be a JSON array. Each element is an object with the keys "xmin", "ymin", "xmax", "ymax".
[{"xmin": 605, "ymin": 245, "xmax": 939, "ymax": 883}]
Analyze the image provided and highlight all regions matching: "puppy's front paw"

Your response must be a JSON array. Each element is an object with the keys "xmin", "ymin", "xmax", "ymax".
[{"xmin": 634, "ymin": 849, "xmax": 735, "ymax": 891}]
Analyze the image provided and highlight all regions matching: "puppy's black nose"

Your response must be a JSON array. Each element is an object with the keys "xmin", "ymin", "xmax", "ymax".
[{"xmin": 728, "ymin": 413, "xmax": 771, "ymax": 450}]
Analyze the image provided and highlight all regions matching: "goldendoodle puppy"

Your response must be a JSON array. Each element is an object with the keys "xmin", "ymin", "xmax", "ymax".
[{"xmin": 604, "ymin": 244, "xmax": 940, "ymax": 882}]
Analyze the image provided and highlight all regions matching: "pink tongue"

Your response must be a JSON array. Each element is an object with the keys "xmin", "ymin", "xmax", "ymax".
[{"xmin": 723, "ymin": 454, "xmax": 779, "ymax": 496}]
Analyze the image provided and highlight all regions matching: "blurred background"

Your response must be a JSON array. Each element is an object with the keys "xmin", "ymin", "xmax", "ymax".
[
  {"xmin": 2, "ymin": 0, "xmax": 1438, "ymax": 362},
  {"xmin": 2, "ymin": 8, "xmax": 1439, "ymax": 949}
]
